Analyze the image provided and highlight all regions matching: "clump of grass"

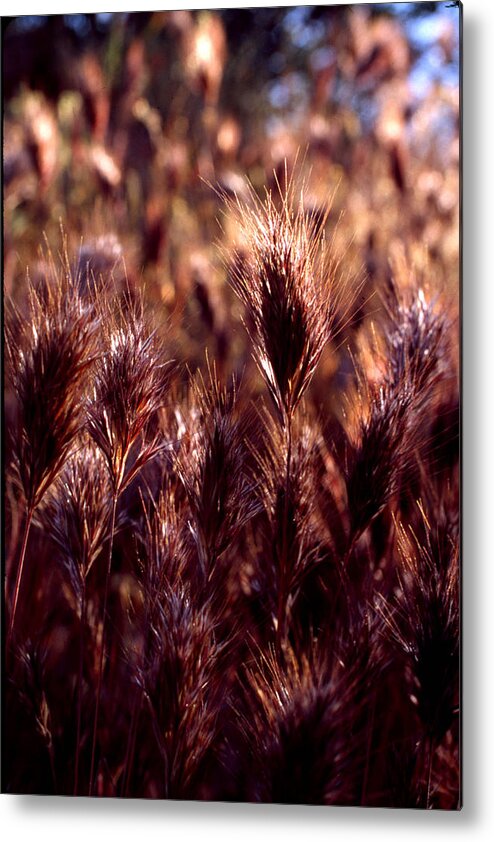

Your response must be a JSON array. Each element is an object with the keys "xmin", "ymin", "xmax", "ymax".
[
  {"xmin": 376, "ymin": 506, "xmax": 459, "ymax": 808},
  {"xmin": 225, "ymin": 171, "xmax": 358, "ymax": 654},
  {"xmin": 135, "ymin": 581, "xmax": 233, "ymax": 799},
  {"xmin": 239, "ymin": 642, "xmax": 364, "ymax": 805},
  {"xmin": 86, "ymin": 293, "xmax": 175, "ymax": 793},
  {"xmin": 345, "ymin": 284, "xmax": 449, "ymax": 543},
  {"xmin": 4, "ymin": 176, "xmax": 460, "ymax": 807},
  {"xmin": 41, "ymin": 442, "xmax": 112, "ymax": 793},
  {"xmin": 5, "ymin": 259, "xmax": 98, "ymax": 648}
]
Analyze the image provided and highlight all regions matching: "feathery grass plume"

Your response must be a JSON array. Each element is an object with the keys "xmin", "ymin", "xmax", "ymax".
[
  {"xmin": 331, "ymin": 592, "xmax": 399, "ymax": 806},
  {"xmin": 136, "ymin": 581, "xmax": 232, "ymax": 799},
  {"xmin": 345, "ymin": 283, "xmax": 449, "ymax": 542},
  {"xmin": 86, "ymin": 292, "xmax": 175, "ymax": 794},
  {"xmin": 252, "ymin": 409, "xmax": 326, "ymax": 649},
  {"xmin": 174, "ymin": 361, "xmax": 259, "ymax": 589},
  {"xmin": 345, "ymin": 382, "xmax": 412, "ymax": 541},
  {"xmin": 402, "ymin": 480, "xmax": 459, "ymax": 582},
  {"xmin": 5, "ymin": 261, "xmax": 97, "ymax": 648},
  {"xmin": 43, "ymin": 443, "xmax": 112, "ymax": 603},
  {"xmin": 137, "ymin": 481, "xmax": 189, "ymax": 611},
  {"xmin": 385, "ymin": 282, "xmax": 449, "ymax": 406},
  {"xmin": 120, "ymin": 481, "xmax": 191, "ymax": 797},
  {"xmin": 396, "ymin": 514, "xmax": 459, "ymax": 744},
  {"xmin": 8, "ymin": 638, "xmax": 57, "ymax": 793},
  {"xmin": 87, "ymin": 293, "xmax": 175, "ymax": 495},
  {"xmin": 375, "ymin": 510, "xmax": 459, "ymax": 808},
  {"xmin": 226, "ymin": 167, "xmax": 346, "ymax": 425},
  {"xmin": 426, "ymin": 394, "xmax": 460, "ymax": 484},
  {"xmin": 239, "ymin": 642, "xmax": 363, "ymax": 805},
  {"xmin": 291, "ymin": 414, "xmax": 364, "ymax": 637},
  {"xmin": 224, "ymin": 167, "xmax": 357, "ymax": 651},
  {"xmin": 41, "ymin": 442, "xmax": 112, "ymax": 793}
]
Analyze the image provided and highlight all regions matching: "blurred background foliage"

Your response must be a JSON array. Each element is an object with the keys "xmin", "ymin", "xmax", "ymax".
[{"xmin": 3, "ymin": 3, "xmax": 460, "ymax": 378}]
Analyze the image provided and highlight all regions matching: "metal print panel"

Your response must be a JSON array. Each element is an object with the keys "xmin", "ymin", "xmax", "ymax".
[{"xmin": 2, "ymin": 3, "xmax": 461, "ymax": 807}]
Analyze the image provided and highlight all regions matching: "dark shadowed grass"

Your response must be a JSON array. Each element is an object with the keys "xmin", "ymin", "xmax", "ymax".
[
  {"xmin": 375, "ymin": 506, "xmax": 459, "ymax": 808},
  {"xmin": 174, "ymin": 361, "xmax": 259, "ymax": 591},
  {"xmin": 239, "ymin": 641, "xmax": 365, "ymax": 805},
  {"xmin": 41, "ymin": 442, "xmax": 112, "ymax": 793},
  {"xmin": 3, "ymin": 177, "xmax": 459, "ymax": 807}
]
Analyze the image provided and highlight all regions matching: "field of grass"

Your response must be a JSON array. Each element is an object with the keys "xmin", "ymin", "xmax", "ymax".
[{"xmin": 3, "ymin": 5, "xmax": 460, "ymax": 806}]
